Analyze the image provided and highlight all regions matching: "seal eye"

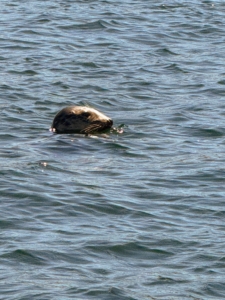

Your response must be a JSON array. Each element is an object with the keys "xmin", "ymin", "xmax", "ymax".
[{"xmin": 82, "ymin": 112, "xmax": 90, "ymax": 118}]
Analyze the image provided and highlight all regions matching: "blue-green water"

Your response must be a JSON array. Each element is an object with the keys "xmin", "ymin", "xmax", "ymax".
[{"xmin": 1, "ymin": 1, "xmax": 225, "ymax": 299}]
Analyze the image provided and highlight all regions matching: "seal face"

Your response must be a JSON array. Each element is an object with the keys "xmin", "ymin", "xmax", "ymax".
[{"xmin": 51, "ymin": 106, "xmax": 113, "ymax": 134}]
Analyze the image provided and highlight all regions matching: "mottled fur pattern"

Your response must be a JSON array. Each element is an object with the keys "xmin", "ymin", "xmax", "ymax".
[{"xmin": 51, "ymin": 106, "xmax": 113, "ymax": 134}]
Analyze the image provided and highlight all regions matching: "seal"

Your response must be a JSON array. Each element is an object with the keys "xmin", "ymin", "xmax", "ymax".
[{"xmin": 51, "ymin": 106, "xmax": 113, "ymax": 134}]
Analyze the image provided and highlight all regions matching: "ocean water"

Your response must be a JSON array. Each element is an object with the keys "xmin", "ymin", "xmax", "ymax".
[{"xmin": 1, "ymin": 1, "xmax": 225, "ymax": 299}]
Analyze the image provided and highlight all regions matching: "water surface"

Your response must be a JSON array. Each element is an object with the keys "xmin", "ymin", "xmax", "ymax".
[{"xmin": 1, "ymin": 1, "xmax": 225, "ymax": 299}]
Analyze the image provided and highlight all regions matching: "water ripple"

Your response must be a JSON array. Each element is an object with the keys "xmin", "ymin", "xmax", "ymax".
[{"xmin": 1, "ymin": 0, "xmax": 225, "ymax": 299}]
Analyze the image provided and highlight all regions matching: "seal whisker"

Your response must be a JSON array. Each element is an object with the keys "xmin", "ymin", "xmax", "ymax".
[{"xmin": 82, "ymin": 123, "xmax": 105, "ymax": 134}]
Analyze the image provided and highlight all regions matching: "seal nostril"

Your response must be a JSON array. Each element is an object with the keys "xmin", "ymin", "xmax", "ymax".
[{"xmin": 108, "ymin": 119, "xmax": 113, "ymax": 127}]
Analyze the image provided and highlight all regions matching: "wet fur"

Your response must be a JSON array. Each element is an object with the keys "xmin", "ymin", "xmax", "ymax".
[{"xmin": 51, "ymin": 106, "xmax": 113, "ymax": 134}]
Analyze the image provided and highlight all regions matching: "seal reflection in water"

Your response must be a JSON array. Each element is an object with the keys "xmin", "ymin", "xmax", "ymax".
[{"xmin": 51, "ymin": 106, "xmax": 113, "ymax": 134}]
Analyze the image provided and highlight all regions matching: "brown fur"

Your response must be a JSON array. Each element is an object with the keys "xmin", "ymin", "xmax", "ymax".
[{"xmin": 51, "ymin": 106, "xmax": 113, "ymax": 134}]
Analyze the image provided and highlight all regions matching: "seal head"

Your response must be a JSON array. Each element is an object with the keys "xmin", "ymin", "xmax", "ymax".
[{"xmin": 51, "ymin": 106, "xmax": 113, "ymax": 134}]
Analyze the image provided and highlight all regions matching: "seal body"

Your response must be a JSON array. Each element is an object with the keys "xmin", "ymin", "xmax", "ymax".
[{"xmin": 51, "ymin": 106, "xmax": 113, "ymax": 134}]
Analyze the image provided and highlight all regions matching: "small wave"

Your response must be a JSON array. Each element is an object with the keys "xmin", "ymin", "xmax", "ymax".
[
  {"xmin": 186, "ymin": 126, "xmax": 224, "ymax": 138},
  {"xmin": 58, "ymin": 20, "xmax": 109, "ymax": 30},
  {"xmin": 2, "ymin": 249, "xmax": 46, "ymax": 265},
  {"xmin": 8, "ymin": 69, "xmax": 38, "ymax": 76}
]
